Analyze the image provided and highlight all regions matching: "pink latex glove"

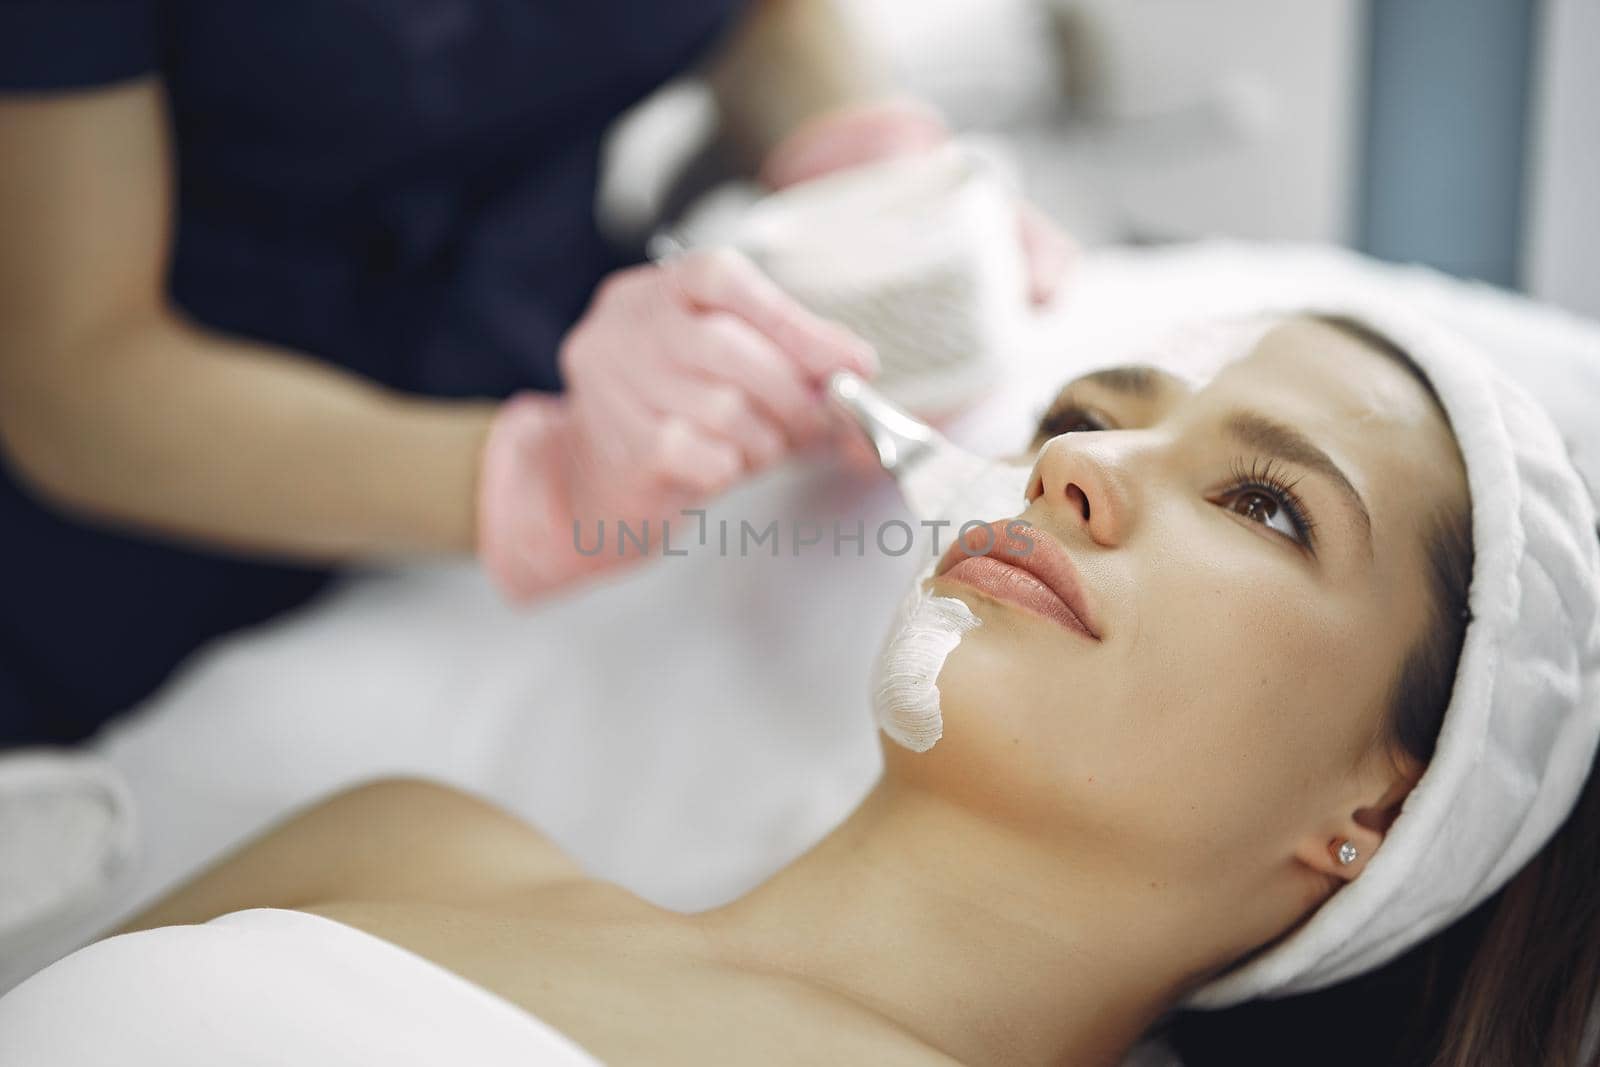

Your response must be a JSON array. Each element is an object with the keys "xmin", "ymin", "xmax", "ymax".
[
  {"xmin": 760, "ymin": 97, "xmax": 1077, "ymax": 307},
  {"xmin": 478, "ymin": 248, "xmax": 878, "ymax": 602}
]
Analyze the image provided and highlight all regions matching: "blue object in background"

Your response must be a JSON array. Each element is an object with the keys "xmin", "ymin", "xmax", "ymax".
[{"xmin": 1358, "ymin": 0, "xmax": 1537, "ymax": 288}]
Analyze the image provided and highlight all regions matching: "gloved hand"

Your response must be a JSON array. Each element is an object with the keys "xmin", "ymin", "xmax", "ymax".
[
  {"xmin": 759, "ymin": 97, "xmax": 1077, "ymax": 307},
  {"xmin": 478, "ymin": 247, "xmax": 877, "ymax": 602}
]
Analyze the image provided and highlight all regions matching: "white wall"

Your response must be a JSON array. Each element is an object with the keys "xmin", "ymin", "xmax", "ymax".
[
  {"xmin": 1058, "ymin": 0, "xmax": 1363, "ymax": 244},
  {"xmin": 845, "ymin": 0, "xmax": 1365, "ymax": 245},
  {"xmin": 1525, "ymin": 0, "xmax": 1600, "ymax": 319}
]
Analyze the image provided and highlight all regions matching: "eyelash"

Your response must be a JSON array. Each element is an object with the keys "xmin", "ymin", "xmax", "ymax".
[
  {"xmin": 1036, "ymin": 401, "xmax": 1109, "ymax": 438},
  {"xmin": 1033, "ymin": 403, "xmax": 1319, "ymax": 549},
  {"xmin": 1222, "ymin": 456, "xmax": 1318, "ymax": 548}
]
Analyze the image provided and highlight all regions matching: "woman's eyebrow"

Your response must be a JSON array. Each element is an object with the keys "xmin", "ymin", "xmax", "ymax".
[{"xmin": 1225, "ymin": 410, "xmax": 1374, "ymax": 549}]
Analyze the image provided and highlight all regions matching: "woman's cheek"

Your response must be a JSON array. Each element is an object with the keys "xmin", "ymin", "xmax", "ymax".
[{"xmin": 931, "ymin": 620, "xmax": 1053, "ymax": 744}]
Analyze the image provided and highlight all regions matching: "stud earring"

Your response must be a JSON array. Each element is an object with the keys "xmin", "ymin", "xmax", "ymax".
[{"xmin": 1336, "ymin": 841, "xmax": 1359, "ymax": 866}]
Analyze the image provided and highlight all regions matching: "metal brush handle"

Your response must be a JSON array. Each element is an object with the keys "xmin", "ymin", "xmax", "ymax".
[{"xmin": 826, "ymin": 371, "xmax": 944, "ymax": 474}]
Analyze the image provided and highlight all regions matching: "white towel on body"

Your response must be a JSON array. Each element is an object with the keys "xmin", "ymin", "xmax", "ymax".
[{"xmin": 0, "ymin": 908, "xmax": 602, "ymax": 1066}]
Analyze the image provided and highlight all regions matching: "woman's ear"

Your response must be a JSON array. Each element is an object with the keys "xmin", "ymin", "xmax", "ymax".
[
  {"xmin": 1295, "ymin": 759, "xmax": 1422, "ymax": 882},
  {"xmin": 1296, "ymin": 825, "xmax": 1384, "ymax": 882}
]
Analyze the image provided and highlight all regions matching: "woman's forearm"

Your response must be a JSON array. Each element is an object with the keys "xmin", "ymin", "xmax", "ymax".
[
  {"xmin": 705, "ymin": 0, "xmax": 890, "ymax": 169},
  {"xmin": 0, "ymin": 307, "xmax": 496, "ymax": 561},
  {"xmin": 0, "ymin": 82, "xmax": 498, "ymax": 563}
]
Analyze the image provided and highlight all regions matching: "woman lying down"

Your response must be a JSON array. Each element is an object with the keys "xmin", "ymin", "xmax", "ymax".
[{"xmin": 2, "ymin": 312, "xmax": 1597, "ymax": 1067}]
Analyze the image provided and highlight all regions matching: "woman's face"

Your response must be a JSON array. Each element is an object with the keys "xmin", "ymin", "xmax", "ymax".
[{"xmin": 883, "ymin": 317, "xmax": 1470, "ymax": 891}]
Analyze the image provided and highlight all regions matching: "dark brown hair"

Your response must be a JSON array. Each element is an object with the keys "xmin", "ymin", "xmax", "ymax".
[{"xmin": 1165, "ymin": 318, "xmax": 1600, "ymax": 1066}]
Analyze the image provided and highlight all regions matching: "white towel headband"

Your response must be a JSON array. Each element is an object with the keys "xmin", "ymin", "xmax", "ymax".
[{"xmin": 1178, "ymin": 301, "xmax": 1600, "ymax": 1007}]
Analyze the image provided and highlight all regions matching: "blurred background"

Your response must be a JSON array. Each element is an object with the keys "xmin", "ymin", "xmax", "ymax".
[{"xmin": 602, "ymin": 0, "xmax": 1599, "ymax": 318}]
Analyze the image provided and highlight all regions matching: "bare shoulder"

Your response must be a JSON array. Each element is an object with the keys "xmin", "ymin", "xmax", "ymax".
[
  {"xmin": 119, "ymin": 777, "xmax": 581, "ymax": 934},
  {"xmin": 305, "ymin": 776, "xmax": 584, "ymax": 893}
]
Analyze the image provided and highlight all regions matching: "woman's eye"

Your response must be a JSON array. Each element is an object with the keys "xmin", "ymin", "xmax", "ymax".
[
  {"xmin": 1215, "ymin": 458, "xmax": 1318, "ymax": 551},
  {"xmin": 1037, "ymin": 404, "xmax": 1107, "ymax": 438},
  {"xmin": 1224, "ymin": 489, "xmax": 1300, "ymax": 540}
]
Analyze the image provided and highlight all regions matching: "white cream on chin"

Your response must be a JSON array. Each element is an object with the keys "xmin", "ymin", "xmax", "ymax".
[
  {"xmin": 873, "ymin": 459, "xmax": 1034, "ymax": 752},
  {"xmin": 872, "ymin": 566, "xmax": 980, "ymax": 752}
]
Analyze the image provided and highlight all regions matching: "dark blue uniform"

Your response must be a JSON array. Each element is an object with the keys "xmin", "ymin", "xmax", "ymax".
[{"xmin": 0, "ymin": 0, "xmax": 745, "ymax": 744}]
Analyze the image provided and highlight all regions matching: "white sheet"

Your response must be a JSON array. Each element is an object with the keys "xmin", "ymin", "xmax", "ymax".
[
  {"xmin": 0, "ymin": 908, "xmax": 601, "ymax": 1065},
  {"xmin": 5, "ymin": 243, "xmax": 1595, "ymax": 1063}
]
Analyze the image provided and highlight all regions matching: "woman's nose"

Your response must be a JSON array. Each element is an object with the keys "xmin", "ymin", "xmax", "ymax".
[{"xmin": 1025, "ymin": 436, "xmax": 1132, "ymax": 547}]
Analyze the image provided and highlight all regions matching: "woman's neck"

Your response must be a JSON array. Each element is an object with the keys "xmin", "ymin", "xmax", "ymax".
[{"xmin": 694, "ymin": 778, "xmax": 1262, "ymax": 1067}]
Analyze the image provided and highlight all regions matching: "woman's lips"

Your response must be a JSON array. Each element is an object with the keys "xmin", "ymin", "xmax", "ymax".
[{"xmin": 933, "ymin": 520, "xmax": 1101, "ymax": 640}]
